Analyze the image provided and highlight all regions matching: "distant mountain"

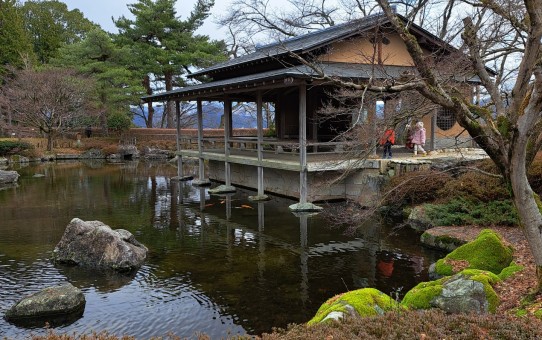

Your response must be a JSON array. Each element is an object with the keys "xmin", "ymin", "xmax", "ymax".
[{"xmin": 131, "ymin": 101, "xmax": 272, "ymax": 129}]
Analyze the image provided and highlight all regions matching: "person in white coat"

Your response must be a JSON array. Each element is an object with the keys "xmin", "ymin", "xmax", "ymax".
[{"xmin": 410, "ymin": 121, "xmax": 427, "ymax": 156}]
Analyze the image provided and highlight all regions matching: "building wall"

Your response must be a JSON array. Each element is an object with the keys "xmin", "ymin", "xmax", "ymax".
[{"xmin": 319, "ymin": 33, "xmax": 416, "ymax": 66}]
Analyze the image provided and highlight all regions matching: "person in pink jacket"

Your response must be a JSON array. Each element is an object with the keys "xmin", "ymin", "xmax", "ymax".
[{"xmin": 410, "ymin": 121, "xmax": 427, "ymax": 156}]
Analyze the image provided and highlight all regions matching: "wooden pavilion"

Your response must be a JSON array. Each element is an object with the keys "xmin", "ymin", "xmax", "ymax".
[{"xmin": 142, "ymin": 12, "xmax": 476, "ymax": 210}]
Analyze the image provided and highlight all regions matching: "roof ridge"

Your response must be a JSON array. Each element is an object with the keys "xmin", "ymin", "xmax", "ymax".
[{"xmin": 255, "ymin": 12, "xmax": 387, "ymax": 51}]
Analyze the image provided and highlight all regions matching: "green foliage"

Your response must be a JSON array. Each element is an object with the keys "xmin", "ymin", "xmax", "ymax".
[
  {"xmin": 22, "ymin": 0, "xmax": 97, "ymax": 64},
  {"xmin": 423, "ymin": 197, "xmax": 518, "ymax": 226},
  {"xmin": 434, "ymin": 229, "xmax": 513, "ymax": 276},
  {"xmin": 107, "ymin": 111, "xmax": 132, "ymax": 131},
  {"xmin": 52, "ymin": 29, "xmax": 145, "ymax": 117},
  {"xmin": 0, "ymin": 0, "xmax": 34, "ymax": 74},
  {"xmin": 0, "ymin": 140, "xmax": 32, "ymax": 156},
  {"xmin": 114, "ymin": 0, "xmax": 227, "ymax": 126}
]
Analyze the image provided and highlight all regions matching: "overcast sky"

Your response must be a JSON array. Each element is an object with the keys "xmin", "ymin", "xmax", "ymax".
[{"xmin": 61, "ymin": 0, "xmax": 229, "ymax": 39}]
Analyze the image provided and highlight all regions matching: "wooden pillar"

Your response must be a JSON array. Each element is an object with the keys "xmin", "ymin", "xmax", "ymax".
[
  {"xmin": 299, "ymin": 84, "xmax": 308, "ymax": 204},
  {"xmin": 224, "ymin": 99, "xmax": 232, "ymax": 186},
  {"xmin": 368, "ymin": 98, "xmax": 377, "ymax": 156},
  {"xmin": 194, "ymin": 99, "xmax": 208, "ymax": 185},
  {"xmin": 257, "ymin": 91, "xmax": 264, "ymax": 196},
  {"xmin": 431, "ymin": 111, "xmax": 436, "ymax": 150},
  {"xmin": 175, "ymin": 100, "xmax": 183, "ymax": 178}
]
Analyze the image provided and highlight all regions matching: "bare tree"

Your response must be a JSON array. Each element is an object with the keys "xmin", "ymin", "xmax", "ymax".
[
  {"xmin": 217, "ymin": 0, "xmax": 462, "ymax": 55},
  {"xmin": 0, "ymin": 68, "xmax": 96, "ymax": 151},
  {"xmin": 366, "ymin": 0, "xmax": 542, "ymax": 290}
]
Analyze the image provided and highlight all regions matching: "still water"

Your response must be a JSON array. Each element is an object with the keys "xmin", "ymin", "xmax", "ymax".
[{"xmin": 0, "ymin": 161, "xmax": 441, "ymax": 338}]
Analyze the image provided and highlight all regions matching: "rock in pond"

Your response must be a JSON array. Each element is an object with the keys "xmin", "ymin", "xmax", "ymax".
[
  {"xmin": 52, "ymin": 218, "xmax": 148, "ymax": 273},
  {"xmin": 0, "ymin": 170, "xmax": 19, "ymax": 185},
  {"xmin": 4, "ymin": 283, "xmax": 85, "ymax": 326}
]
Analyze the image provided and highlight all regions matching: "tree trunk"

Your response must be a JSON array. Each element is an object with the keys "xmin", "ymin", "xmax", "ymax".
[
  {"xmin": 143, "ymin": 75, "xmax": 154, "ymax": 128},
  {"xmin": 46, "ymin": 133, "xmax": 53, "ymax": 151},
  {"xmin": 510, "ymin": 136, "xmax": 542, "ymax": 291}
]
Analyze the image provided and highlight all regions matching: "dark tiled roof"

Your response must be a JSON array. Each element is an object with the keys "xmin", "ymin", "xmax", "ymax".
[
  {"xmin": 142, "ymin": 62, "xmax": 416, "ymax": 102},
  {"xmin": 190, "ymin": 12, "xmax": 391, "ymax": 77}
]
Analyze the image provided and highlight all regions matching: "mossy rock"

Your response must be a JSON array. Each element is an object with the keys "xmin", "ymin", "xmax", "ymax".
[
  {"xmin": 406, "ymin": 205, "xmax": 435, "ymax": 232},
  {"xmin": 401, "ymin": 269, "xmax": 501, "ymax": 313},
  {"xmin": 433, "ymin": 229, "xmax": 513, "ymax": 277},
  {"xmin": 308, "ymin": 288, "xmax": 402, "ymax": 325},
  {"xmin": 498, "ymin": 262, "xmax": 524, "ymax": 280},
  {"xmin": 420, "ymin": 231, "xmax": 466, "ymax": 252}
]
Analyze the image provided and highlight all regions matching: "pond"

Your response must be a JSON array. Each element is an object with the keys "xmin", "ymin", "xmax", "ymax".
[{"xmin": 0, "ymin": 161, "xmax": 441, "ymax": 338}]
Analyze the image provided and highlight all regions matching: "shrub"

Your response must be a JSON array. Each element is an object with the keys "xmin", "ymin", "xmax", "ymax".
[
  {"xmin": 438, "ymin": 169, "xmax": 510, "ymax": 202},
  {"xmin": 107, "ymin": 111, "xmax": 132, "ymax": 132},
  {"xmin": 0, "ymin": 140, "xmax": 32, "ymax": 156},
  {"xmin": 423, "ymin": 197, "xmax": 518, "ymax": 226},
  {"xmin": 383, "ymin": 170, "xmax": 452, "ymax": 206},
  {"xmin": 263, "ymin": 309, "xmax": 542, "ymax": 339}
]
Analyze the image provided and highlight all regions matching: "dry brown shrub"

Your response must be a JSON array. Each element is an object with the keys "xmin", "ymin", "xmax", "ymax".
[
  {"xmin": 382, "ymin": 170, "xmax": 452, "ymax": 206},
  {"xmin": 262, "ymin": 309, "xmax": 542, "ymax": 339},
  {"xmin": 437, "ymin": 169, "xmax": 510, "ymax": 202}
]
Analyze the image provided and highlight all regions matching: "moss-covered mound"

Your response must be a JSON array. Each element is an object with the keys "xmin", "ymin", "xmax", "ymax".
[
  {"xmin": 434, "ymin": 229, "xmax": 513, "ymax": 277},
  {"xmin": 308, "ymin": 288, "xmax": 402, "ymax": 325},
  {"xmin": 401, "ymin": 269, "xmax": 501, "ymax": 313}
]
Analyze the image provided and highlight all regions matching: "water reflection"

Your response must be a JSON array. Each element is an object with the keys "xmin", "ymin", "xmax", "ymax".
[{"xmin": 0, "ymin": 161, "xmax": 440, "ymax": 338}]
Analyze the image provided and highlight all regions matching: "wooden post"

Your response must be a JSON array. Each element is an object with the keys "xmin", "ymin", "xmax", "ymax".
[
  {"xmin": 257, "ymin": 91, "xmax": 264, "ymax": 196},
  {"xmin": 175, "ymin": 100, "xmax": 183, "ymax": 178},
  {"xmin": 224, "ymin": 98, "xmax": 232, "ymax": 187},
  {"xmin": 431, "ymin": 111, "xmax": 436, "ymax": 150},
  {"xmin": 299, "ymin": 84, "xmax": 308, "ymax": 204},
  {"xmin": 194, "ymin": 99, "xmax": 208, "ymax": 185}
]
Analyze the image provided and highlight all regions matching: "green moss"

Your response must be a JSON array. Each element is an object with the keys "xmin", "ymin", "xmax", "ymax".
[
  {"xmin": 467, "ymin": 103, "xmax": 492, "ymax": 120},
  {"xmin": 498, "ymin": 263, "xmax": 524, "ymax": 280},
  {"xmin": 401, "ymin": 279, "xmax": 444, "ymax": 310},
  {"xmin": 516, "ymin": 309, "xmax": 528, "ymax": 317},
  {"xmin": 534, "ymin": 193, "xmax": 542, "ymax": 214},
  {"xmin": 534, "ymin": 309, "xmax": 542, "ymax": 319},
  {"xmin": 497, "ymin": 115, "xmax": 511, "ymax": 138},
  {"xmin": 308, "ymin": 288, "xmax": 401, "ymax": 325},
  {"xmin": 460, "ymin": 269, "xmax": 501, "ymax": 313},
  {"xmin": 434, "ymin": 229, "xmax": 513, "ymax": 276}
]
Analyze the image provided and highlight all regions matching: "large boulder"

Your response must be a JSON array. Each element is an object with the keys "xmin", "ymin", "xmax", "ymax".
[
  {"xmin": 52, "ymin": 218, "xmax": 148, "ymax": 273},
  {"xmin": 401, "ymin": 269, "xmax": 501, "ymax": 314},
  {"xmin": 4, "ymin": 283, "xmax": 85, "ymax": 323},
  {"xmin": 0, "ymin": 170, "xmax": 19, "ymax": 185},
  {"xmin": 308, "ymin": 288, "xmax": 402, "ymax": 325},
  {"xmin": 431, "ymin": 229, "xmax": 513, "ymax": 278},
  {"xmin": 405, "ymin": 205, "xmax": 435, "ymax": 231}
]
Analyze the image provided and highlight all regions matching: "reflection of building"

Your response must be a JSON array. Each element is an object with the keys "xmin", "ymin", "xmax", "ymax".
[{"xmin": 144, "ymin": 13, "xmax": 478, "ymax": 206}]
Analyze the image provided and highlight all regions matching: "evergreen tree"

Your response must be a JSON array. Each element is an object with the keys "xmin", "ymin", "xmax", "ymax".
[
  {"xmin": 114, "ymin": 0, "xmax": 227, "ymax": 127},
  {"xmin": 0, "ymin": 0, "xmax": 34, "ymax": 73},
  {"xmin": 53, "ymin": 28, "xmax": 145, "ymax": 132},
  {"xmin": 22, "ymin": 0, "xmax": 97, "ymax": 64}
]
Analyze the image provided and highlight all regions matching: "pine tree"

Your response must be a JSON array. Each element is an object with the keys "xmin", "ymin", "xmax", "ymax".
[
  {"xmin": 0, "ymin": 0, "xmax": 34, "ymax": 73},
  {"xmin": 114, "ymin": 0, "xmax": 226, "ymax": 127}
]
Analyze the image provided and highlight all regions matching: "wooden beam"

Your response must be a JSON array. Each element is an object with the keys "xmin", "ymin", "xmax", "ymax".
[{"xmin": 197, "ymin": 99, "xmax": 205, "ymax": 182}]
